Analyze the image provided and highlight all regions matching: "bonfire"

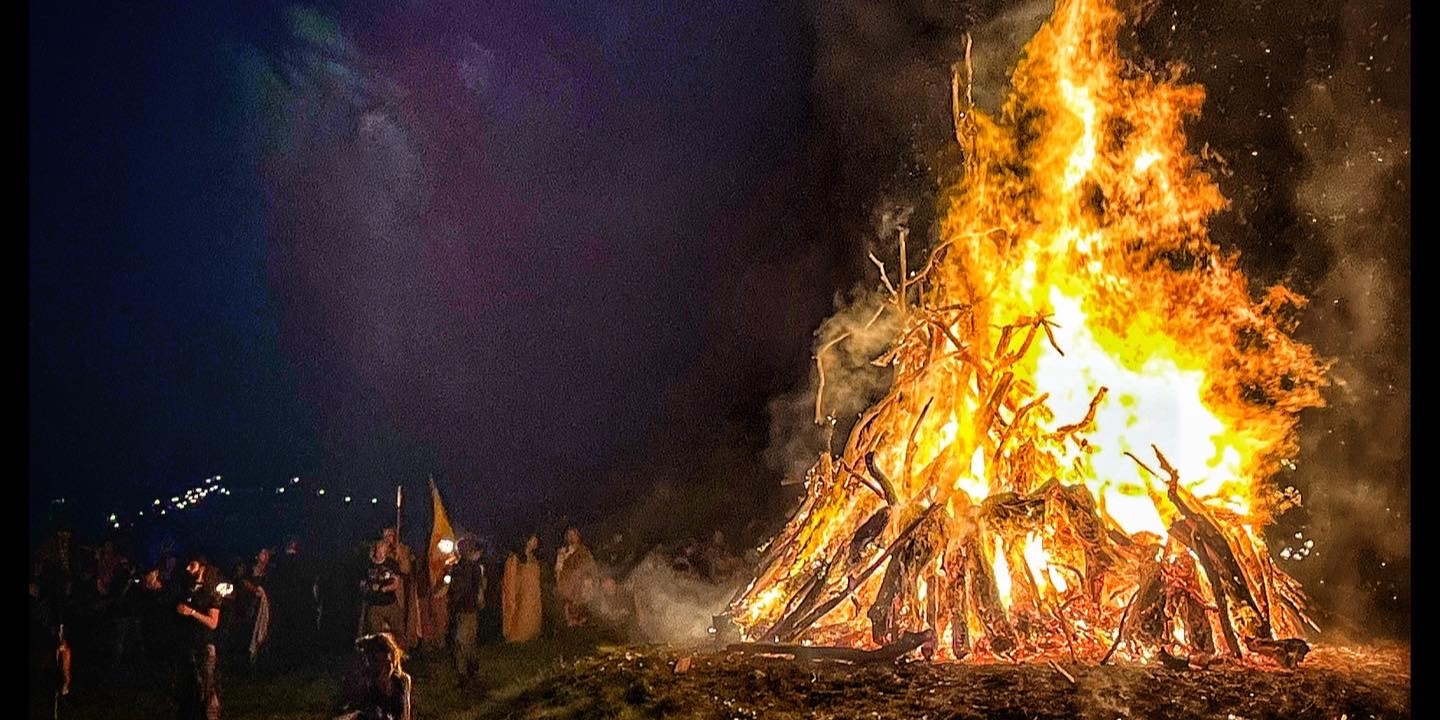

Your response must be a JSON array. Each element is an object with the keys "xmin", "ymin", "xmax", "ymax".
[{"xmin": 729, "ymin": 0, "xmax": 1328, "ymax": 667}]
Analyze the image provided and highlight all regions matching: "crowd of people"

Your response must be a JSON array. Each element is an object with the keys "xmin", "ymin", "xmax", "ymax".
[{"xmin": 29, "ymin": 521, "xmax": 750, "ymax": 720}]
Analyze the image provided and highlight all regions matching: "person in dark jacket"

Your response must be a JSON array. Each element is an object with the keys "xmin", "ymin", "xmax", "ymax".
[
  {"xmin": 173, "ymin": 555, "xmax": 225, "ymax": 720},
  {"xmin": 448, "ymin": 538, "xmax": 486, "ymax": 685}
]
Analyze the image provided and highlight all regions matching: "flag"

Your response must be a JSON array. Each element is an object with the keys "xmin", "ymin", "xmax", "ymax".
[{"xmin": 427, "ymin": 477, "xmax": 456, "ymax": 594}]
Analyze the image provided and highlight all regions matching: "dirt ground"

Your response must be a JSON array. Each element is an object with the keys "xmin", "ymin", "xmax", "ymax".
[{"xmin": 477, "ymin": 643, "xmax": 1410, "ymax": 720}]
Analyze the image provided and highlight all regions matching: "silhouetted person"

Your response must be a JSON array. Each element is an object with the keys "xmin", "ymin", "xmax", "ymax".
[
  {"xmin": 448, "ymin": 538, "xmax": 485, "ymax": 685},
  {"xmin": 269, "ymin": 537, "xmax": 316, "ymax": 670},
  {"xmin": 173, "ymin": 555, "xmax": 223, "ymax": 720}
]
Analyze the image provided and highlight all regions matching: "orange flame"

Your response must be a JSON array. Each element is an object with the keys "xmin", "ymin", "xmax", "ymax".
[{"xmin": 733, "ymin": 0, "xmax": 1326, "ymax": 663}]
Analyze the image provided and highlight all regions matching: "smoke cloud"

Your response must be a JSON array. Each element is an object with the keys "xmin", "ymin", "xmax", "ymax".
[
  {"xmin": 585, "ymin": 550, "xmax": 746, "ymax": 645},
  {"xmin": 1279, "ymin": 0, "xmax": 1409, "ymax": 637}
]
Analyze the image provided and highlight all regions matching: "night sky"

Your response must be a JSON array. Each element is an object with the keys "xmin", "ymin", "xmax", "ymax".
[{"xmin": 29, "ymin": 0, "xmax": 1407, "ymax": 633}]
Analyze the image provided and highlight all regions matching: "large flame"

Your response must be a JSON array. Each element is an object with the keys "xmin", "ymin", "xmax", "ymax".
[{"xmin": 732, "ymin": 0, "xmax": 1326, "ymax": 664}]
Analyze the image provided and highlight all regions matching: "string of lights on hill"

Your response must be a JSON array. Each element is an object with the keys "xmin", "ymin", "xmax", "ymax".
[{"xmin": 49, "ymin": 475, "xmax": 397, "ymax": 532}]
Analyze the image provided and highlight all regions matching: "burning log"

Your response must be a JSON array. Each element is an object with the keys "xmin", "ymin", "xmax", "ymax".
[
  {"xmin": 765, "ymin": 558, "xmax": 837, "ymax": 643},
  {"xmin": 964, "ymin": 535, "xmax": 1017, "ymax": 654},
  {"xmin": 1245, "ymin": 637, "xmax": 1311, "ymax": 669},
  {"xmin": 776, "ymin": 503, "xmax": 944, "ymax": 642},
  {"xmin": 848, "ymin": 508, "xmax": 892, "ymax": 565},
  {"xmin": 944, "ymin": 542, "xmax": 971, "ymax": 659},
  {"xmin": 1152, "ymin": 446, "xmax": 1272, "ymax": 651},
  {"xmin": 1122, "ymin": 553, "xmax": 1169, "ymax": 653},
  {"xmin": 867, "ymin": 509, "xmax": 946, "ymax": 644},
  {"xmin": 1166, "ymin": 553, "xmax": 1217, "ymax": 658}
]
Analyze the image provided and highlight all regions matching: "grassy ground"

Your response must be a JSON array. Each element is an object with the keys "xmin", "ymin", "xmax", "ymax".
[{"xmin": 31, "ymin": 632, "xmax": 611, "ymax": 720}]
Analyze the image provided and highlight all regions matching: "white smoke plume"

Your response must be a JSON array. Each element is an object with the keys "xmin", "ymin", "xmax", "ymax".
[{"xmin": 584, "ymin": 550, "xmax": 746, "ymax": 645}]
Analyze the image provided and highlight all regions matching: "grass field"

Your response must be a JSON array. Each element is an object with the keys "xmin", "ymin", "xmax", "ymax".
[{"xmin": 32, "ymin": 631, "xmax": 615, "ymax": 720}]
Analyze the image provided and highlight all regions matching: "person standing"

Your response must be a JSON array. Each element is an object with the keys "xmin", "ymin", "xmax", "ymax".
[
  {"xmin": 448, "ymin": 538, "xmax": 486, "ymax": 685},
  {"xmin": 243, "ymin": 548, "xmax": 273, "ymax": 666},
  {"xmin": 174, "ymin": 555, "xmax": 223, "ymax": 720},
  {"xmin": 360, "ymin": 544, "xmax": 404, "ymax": 638},
  {"xmin": 269, "ymin": 537, "xmax": 317, "ymax": 670},
  {"xmin": 554, "ymin": 528, "xmax": 598, "ymax": 628},
  {"xmin": 378, "ymin": 528, "xmax": 419, "ymax": 650},
  {"xmin": 501, "ymin": 535, "xmax": 542, "ymax": 643}
]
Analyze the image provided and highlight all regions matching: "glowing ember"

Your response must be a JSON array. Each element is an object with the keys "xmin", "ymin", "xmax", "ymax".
[{"xmin": 731, "ymin": 0, "xmax": 1326, "ymax": 664}]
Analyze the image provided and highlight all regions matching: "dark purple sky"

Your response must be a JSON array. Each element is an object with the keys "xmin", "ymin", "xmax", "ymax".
[{"xmin": 29, "ymin": 0, "xmax": 843, "ymax": 527}]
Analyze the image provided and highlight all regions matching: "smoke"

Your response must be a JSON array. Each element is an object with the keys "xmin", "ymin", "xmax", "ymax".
[
  {"xmin": 764, "ymin": 283, "xmax": 902, "ymax": 482},
  {"xmin": 1279, "ymin": 0, "xmax": 1409, "ymax": 636},
  {"xmin": 588, "ymin": 550, "xmax": 745, "ymax": 645},
  {"xmin": 967, "ymin": 0, "xmax": 1054, "ymax": 111}
]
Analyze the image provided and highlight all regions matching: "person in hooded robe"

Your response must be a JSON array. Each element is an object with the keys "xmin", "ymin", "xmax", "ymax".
[
  {"xmin": 554, "ymin": 527, "xmax": 599, "ymax": 628},
  {"xmin": 501, "ymin": 534, "xmax": 542, "ymax": 643},
  {"xmin": 378, "ymin": 528, "xmax": 420, "ymax": 650}
]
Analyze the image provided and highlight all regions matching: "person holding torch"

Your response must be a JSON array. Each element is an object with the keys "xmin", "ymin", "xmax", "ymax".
[{"xmin": 174, "ymin": 555, "xmax": 226, "ymax": 720}]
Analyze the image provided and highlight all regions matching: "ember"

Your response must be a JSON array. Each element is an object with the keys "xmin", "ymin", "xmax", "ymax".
[{"xmin": 731, "ymin": 0, "xmax": 1328, "ymax": 665}]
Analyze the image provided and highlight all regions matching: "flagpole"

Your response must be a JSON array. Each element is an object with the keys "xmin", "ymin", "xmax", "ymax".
[{"xmin": 395, "ymin": 484, "xmax": 403, "ymax": 539}]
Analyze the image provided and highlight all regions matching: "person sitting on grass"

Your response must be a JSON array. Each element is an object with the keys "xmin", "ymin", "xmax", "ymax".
[{"xmin": 335, "ymin": 632, "xmax": 412, "ymax": 720}]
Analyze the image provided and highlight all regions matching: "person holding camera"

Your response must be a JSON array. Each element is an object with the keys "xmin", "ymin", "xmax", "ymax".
[{"xmin": 360, "ymin": 543, "xmax": 404, "ymax": 638}]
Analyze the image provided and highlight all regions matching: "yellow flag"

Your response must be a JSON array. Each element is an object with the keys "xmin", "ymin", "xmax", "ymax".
[{"xmin": 427, "ymin": 477, "xmax": 457, "ymax": 593}]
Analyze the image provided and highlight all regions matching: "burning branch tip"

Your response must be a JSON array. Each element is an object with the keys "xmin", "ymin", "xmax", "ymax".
[
  {"xmin": 862, "ymin": 304, "xmax": 889, "ymax": 331},
  {"xmin": 898, "ymin": 227, "xmax": 909, "ymax": 314},
  {"xmin": 1039, "ymin": 315, "xmax": 1066, "ymax": 356},
  {"xmin": 863, "ymin": 452, "xmax": 900, "ymax": 506},
  {"xmin": 1150, "ymin": 445, "xmax": 1181, "ymax": 485},
  {"xmin": 868, "ymin": 253, "xmax": 898, "ymax": 297},
  {"xmin": 1124, "ymin": 451, "xmax": 1158, "ymax": 478},
  {"xmin": 813, "ymin": 332, "xmax": 854, "ymax": 425}
]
